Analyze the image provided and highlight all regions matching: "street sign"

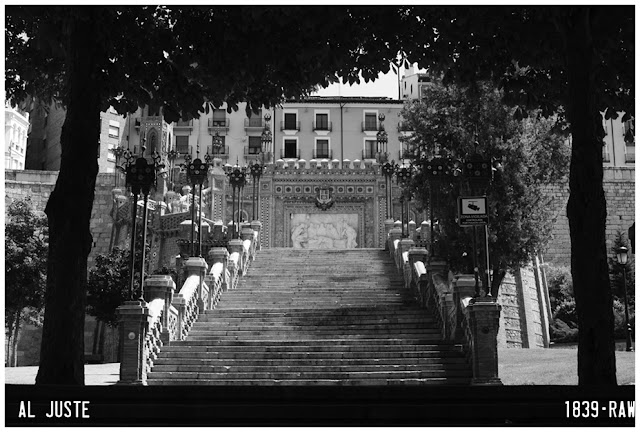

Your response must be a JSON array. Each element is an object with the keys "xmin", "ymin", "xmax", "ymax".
[{"xmin": 458, "ymin": 196, "xmax": 489, "ymax": 226}]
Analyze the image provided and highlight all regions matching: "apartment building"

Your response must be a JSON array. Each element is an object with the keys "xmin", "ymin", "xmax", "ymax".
[{"xmin": 5, "ymin": 105, "xmax": 30, "ymax": 170}]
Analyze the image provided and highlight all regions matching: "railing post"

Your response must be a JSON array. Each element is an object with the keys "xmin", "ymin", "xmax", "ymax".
[
  {"xmin": 241, "ymin": 227, "xmax": 255, "ymax": 261},
  {"xmin": 388, "ymin": 227, "xmax": 402, "ymax": 259},
  {"xmin": 184, "ymin": 257, "xmax": 208, "ymax": 311},
  {"xmin": 208, "ymin": 247, "xmax": 230, "ymax": 291},
  {"xmin": 408, "ymin": 246, "xmax": 428, "ymax": 301},
  {"xmin": 250, "ymin": 220, "xmax": 262, "ymax": 251},
  {"xmin": 143, "ymin": 275, "xmax": 176, "ymax": 343},
  {"xmin": 384, "ymin": 219, "xmax": 395, "ymax": 251},
  {"xmin": 172, "ymin": 294, "xmax": 186, "ymax": 340},
  {"xmin": 467, "ymin": 297, "xmax": 503, "ymax": 385},
  {"xmin": 408, "ymin": 220, "xmax": 417, "ymax": 240},
  {"xmin": 116, "ymin": 300, "xmax": 150, "ymax": 385},
  {"xmin": 228, "ymin": 238, "xmax": 245, "ymax": 274}
]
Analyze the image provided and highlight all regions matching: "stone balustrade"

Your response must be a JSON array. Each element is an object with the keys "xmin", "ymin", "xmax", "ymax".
[
  {"xmin": 388, "ymin": 234, "xmax": 503, "ymax": 385},
  {"xmin": 117, "ymin": 226, "xmax": 260, "ymax": 385}
]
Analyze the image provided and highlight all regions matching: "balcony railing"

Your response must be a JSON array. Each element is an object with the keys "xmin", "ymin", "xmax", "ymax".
[
  {"xmin": 244, "ymin": 118, "xmax": 265, "ymax": 129},
  {"xmin": 280, "ymin": 121, "xmax": 301, "ymax": 131},
  {"xmin": 312, "ymin": 149, "xmax": 333, "ymax": 159},
  {"xmin": 603, "ymin": 151, "xmax": 611, "ymax": 163},
  {"xmin": 280, "ymin": 149, "xmax": 300, "ymax": 159},
  {"xmin": 313, "ymin": 121, "xmax": 332, "ymax": 132},
  {"xmin": 176, "ymin": 144, "xmax": 190, "ymax": 155},
  {"xmin": 209, "ymin": 118, "xmax": 230, "ymax": 131},
  {"xmin": 362, "ymin": 149, "xmax": 377, "ymax": 159},
  {"xmin": 625, "ymin": 153, "xmax": 635, "ymax": 163},
  {"xmin": 244, "ymin": 146, "xmax": 263, "ymax": 155},
  {"xmin": 362, "ymin": 121, "xmax": 379, "ymax": 132},
  {"xmin": 209, "ymin": 145, "xmax": 229, "ymax": 158},
  {"xmin": 174, "ymin": 119, "xmax": 193, "ymax": 129}
]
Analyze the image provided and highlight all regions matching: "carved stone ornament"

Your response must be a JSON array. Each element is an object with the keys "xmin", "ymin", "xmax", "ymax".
[{"xmin": 315, "ymin": 184, "xmax": 335, "ymax": 211}]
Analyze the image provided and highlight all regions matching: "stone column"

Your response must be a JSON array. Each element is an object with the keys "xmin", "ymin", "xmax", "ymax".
[
  {"xmin": 452, "ymin": 275, "xmax": 477, "ymax": 344},
  {"xmin": 250, "ymin": 221, "xmax": 262, "ymax": 250},
  {"xmin": 399, "ymin": 238, "xmax": 415, "ymax": 283},
  {"xmin": 408, "ymin": 220, "xmax": 417, "ymax": 240},
  {"xmin": 184, "ymin": 257, "xmax": 208, "ymax": 311},
  {"xmin": 228, "ymin": 238, "xmax": 245, "ymax": 275},
  {"xmin": 116, "ymin": 300, "xmax": 150, "ymax": 385},
  {"xmin": 384, "ymin": 219, "xmax": 395, "ymax": 251},
  {"xmin": 467, "ymin": 297, "xmax": 503, "ymax": 385},
  {"xmin": 387, "ymin": 227, "xmax": 402, "ymax": 256},
  {"xmin": 208, "ymin": 247, "xmax": 230, "ymax": 291},
  {"xmin": 143, "ymin": 275, "xmax": 176, "ymax": 343}
]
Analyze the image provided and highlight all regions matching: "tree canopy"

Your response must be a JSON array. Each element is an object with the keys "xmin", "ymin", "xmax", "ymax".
[{"xmin": 400, "ymin": 79, "xmax": 570, "ymax": 294}]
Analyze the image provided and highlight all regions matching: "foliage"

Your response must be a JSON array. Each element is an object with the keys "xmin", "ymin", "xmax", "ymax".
[
  {"xmin": 5, "ymin": 198, "xmax": 49, "ymax": 366},
  {"xmin": 400, "ymin": 79, "xmax": 569, "ymax": 294},
  {"xmin": 87, "ymin": 229, "xmax": 151, "ymax": 327},
  {"xmin": 86, "ymin": 248, "xmax": 131, "ymax": 328}
]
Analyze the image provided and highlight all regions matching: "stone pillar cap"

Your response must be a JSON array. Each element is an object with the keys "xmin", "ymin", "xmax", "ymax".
[{"xmin": 184, "ymin": 256, "xmax": 208, "ymax": 268}]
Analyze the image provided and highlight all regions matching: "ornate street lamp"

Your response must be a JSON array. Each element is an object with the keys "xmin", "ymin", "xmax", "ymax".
[
  {"xmin": 462, "ymin": 145, "xmax": 494, "ymax": 297},
  {"xmin": 377, "ymin": 113, "xmax": 389, "ymax": 163},
  {"xmin": 186, "ymin": 150, "xmax": 209, "ymax": 257},
  {"xmin": 249, "ymin": 162, "xmax": 265, "ymax": 221},
  {"xmin": 166, "ymin": 148, "xmax": 180, "ymax": 191},
  {"xmin": 262, "ymin": 113, "xmax": 272, "ymax": 164},
  {"xmin": 225, "ymin": 163, "xmax": 247, "ymax": 239},
  {"xmin": 112, "ymin": 146, "xmax": 126, "ymax": 187},
  {"xmin": 425, "ymin": 156, "xmax": 455, "ymax": 258},
  {"xmin": 381, "ymin": 161, "xmax": 397, "ymax": 220},
  {"xmin": 616, "ymin": 246, "xmax": 634, "ymax": 352},
  {"xmin": 395, "ymin": 164, "xmax": 413, "ymax": 238},
  {"xmin": 121, "ymin": 142, "xmax": 165, "ymax": 300}
]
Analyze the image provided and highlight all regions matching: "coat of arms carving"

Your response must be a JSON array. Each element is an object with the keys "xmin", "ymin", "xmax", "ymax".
[{"xmin": 315, "ymin": 185, "xmax": 334, "ymax": 210}]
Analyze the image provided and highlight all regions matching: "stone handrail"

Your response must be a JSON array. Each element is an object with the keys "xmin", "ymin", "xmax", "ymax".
[
  {"xmin": 117, "ymin": 226, "xmax": 261, "ymax": 384},
  {"xmin": 388, "ymin": 235, "xmax": 503, "ymax": 385},
  {"xmin": 144, "ymin": 298, "xmax": 165, "ymax": 374}
]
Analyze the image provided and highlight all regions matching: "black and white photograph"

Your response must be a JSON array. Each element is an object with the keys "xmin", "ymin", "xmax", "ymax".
[{"xmin": 4, "ymin": 3, "xmax": 635, "ymax": 426}]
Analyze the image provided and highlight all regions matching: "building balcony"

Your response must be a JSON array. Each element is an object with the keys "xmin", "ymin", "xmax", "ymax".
[
  {"xmin": 312, "ymin": 149, "xmax": 333, "ymax": 159},
  {"xmin": 279, "ymin": 149, "xmax": 300, "ymax": 159},
  {"xmin": 603, "ymin": 151, "xmax": 611, "ymax": 163},
  {"xmin": 280, "ymin": 121, "xmax": 301, "ymax": 132},
  {"xmin": 245, "ymin": 118, "xmax": 266, "ymax": 129},
  {"xmin": 176, "ymin": 144, "xmax": 190, "ymax": 155},
  {"xmin": 362, "ymin": 122, "xmax": 379, "ymax": 132},
  {"xmin": 362, "ymin": 149, "xmax": 377, "ymax": 160},
  {"xmin": 313, "ymin": 121, "xmax": 332, "ymax": 132},
  {"xmin": 625, "ymin": 153, "xmax": 635, "ymax": 163},
  {"xmin": 209, "ymin": 145, "xmax": 229, "ymax": 160},
  {"xmin": 174, "ymin": 119, "xmax": 194, "ymax": 130},
  {"xmin": 209, "ymin": 118, "xmax": 230, "ymax": 132}
]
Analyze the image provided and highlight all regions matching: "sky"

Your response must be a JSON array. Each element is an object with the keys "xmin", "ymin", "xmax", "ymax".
[{"xmin": 312, "ymin": 69, "xmax": 403, "ymax": 100}]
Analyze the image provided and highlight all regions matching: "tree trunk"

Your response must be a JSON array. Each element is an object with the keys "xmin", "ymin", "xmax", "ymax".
[
  {"xmin": 36, "ymin": 12, "xmax": 102, "ymax": 385},
  {"xmin": 564, "ymin": 8, "xmax": 617, "ymax": 385},
  {"xmin": 490, "ymin": 266, "xmax": 506, "ymax": 298},
  {"xmin": 10, "ymin": 310, "xmax": 21, "ymax": 367}
]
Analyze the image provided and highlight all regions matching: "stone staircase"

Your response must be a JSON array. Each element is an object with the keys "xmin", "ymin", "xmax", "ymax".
[{"xmin": 148, "ymin": 248, "xmax": 471, "ymax": 385}]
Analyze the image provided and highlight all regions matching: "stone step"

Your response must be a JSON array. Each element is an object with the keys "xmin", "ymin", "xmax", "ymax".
[
  {"xmin": 147, "ymin": 370, "xmax": 471, "ymax": 380},
  {"xmin": 152, "ymin": 356, "xmax": 468, "ymax": 366},
  {"xmin": 157, "ymin": 350, "xmax": 463, "ymax": 360},
  {"xmin": 150, "ymin": 364, "xmax": 471, "ymax": 373},
  {"xmin": 147, "ymin": 377, "xmax": 471, "ymax": 386},
  {"xmin": 163, "ymin": 340, "xmax": 459, "ymax": 349}
]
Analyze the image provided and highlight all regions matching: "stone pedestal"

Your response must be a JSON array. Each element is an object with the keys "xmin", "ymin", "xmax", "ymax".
[
  {"xmin": 143, "ymin": 275, "xmax": 176, "ymax": 343},
  {"xmin": 208, "ymin": 247, "xmax": 230, "ymax": 291},
  {"xmin": 408, "ymin": 220, "xmax": 417, "ymax": 240},
  {"xmin": 117, "ymin": 300, "xmax": 150, "ymax": 385},
  {"xmin": 228, "ymin": 238, "xmax": 244, "ymax": 256},
  {"xmin": 408, "ymin": 247, "xmax": 428, "ymax": 269},
  {"xmin": 388, "ymin": 227, "xmax": 402, "ymax": 254},
  {"xmin": 185, "ymin": 257, "xmax": 208, "ymax": 311},
  {"xmin": 241, "ymin": 227, "xmax": 255, "ymax": 242},
  {"xmin": 384, "ymin": 219, "xmax": 395, "ymax": 251},
  {"xmin": 467, "ymin": 297, "xmax": 503, "ymax": 385},
  {"xmin": 399, "ymin": 238, "xmax": 415, "ymax": 256},
  {"xmin": 250, "ymin": 221, "xmax": 263, "ymax": 250},
  {"xmin": 427, "ymin": 259, "xmax": 448, "ymax": 278}
]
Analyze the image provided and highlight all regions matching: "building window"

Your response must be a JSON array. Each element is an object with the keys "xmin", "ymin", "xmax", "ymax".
[
  {"xmin": 247, "ymin": 109, "xmax": 263, "ymax": 127},
  {"xmin": 283, "ymin": 139, "xmax": 298, "ymax": 159},
  {"xmin": 315, "ymin": 139, "xmax": 330, "ymax": 159},
  {"xmin": 363, "ymin": 139, "xmax": 377, "ymax": 159},
  {"xmin": 315, "ymin": 113, "xmax": 329, "ymax": 131},
  {"xmin": 284, "ymin": 113, "xmax": 298, "ymax": 130},
  {"xmin": 248, "ymin": 136, "xmax": 262, "ymax": 154},
  {"xmin": 212, "ymin": 109, "xmax": 227, "ymax": 127},
  {"xmin": 211, "ymin": 135, "xmax": 226, "ymax": 154},
  {"xmin": 108, "ymin": 125, "xmax": 119, "ymax": 138},
  {"xmin": 364, "ymin": 112, "xmax": 377, "ymax": 131},
  {"xmin": 175, "ymin": 135, "xmax": 189, "ymax": 154}
]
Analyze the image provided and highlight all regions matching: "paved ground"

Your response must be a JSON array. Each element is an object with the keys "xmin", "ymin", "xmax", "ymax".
[{"xmin": 4, "ymin": 363, "xmax": 120, "ymax": 385}]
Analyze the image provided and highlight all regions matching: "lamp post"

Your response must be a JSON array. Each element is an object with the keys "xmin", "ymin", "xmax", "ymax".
[
  {"xmin": 225, "ymin": 163, "xmax": 247, "ymax": 239},
  {"xmin": 262, "ymin": 112, "xmax": 272, "ymax": 163},
  {"xmin": 395, "ymin": 164, "xmax": 412, "ymax": 238},
  {"xmin": 186, "ymin": 152, "xmax": 209, "ymax": 257},
  {"xmin": 249, "ymin": 162, "xmax": 264, "ymax": 221},
  {"xmin": 166, "ymin": 148, "xmax": 180, "ymax": 191},
  {"xmin": 381, "ymin": 161, "xmax": 396, "ymax": 220},
  {"xmin": 462, "ymin": 146, "xmax": 494, "ymax": 297},
  {"xmin": 377, "ymin": 113, "xmax": 388, "ymax": 164},
  {"xmin": 616, "ymin": 246, "xmax": 634, "ymax": 352},
  {"xmin": 121, "ymin": 142, "xmax": 165, "ymax": 300},
  {"xmin": 112, "ymin": 146, "xmax": 126, "ymax": 187}
]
